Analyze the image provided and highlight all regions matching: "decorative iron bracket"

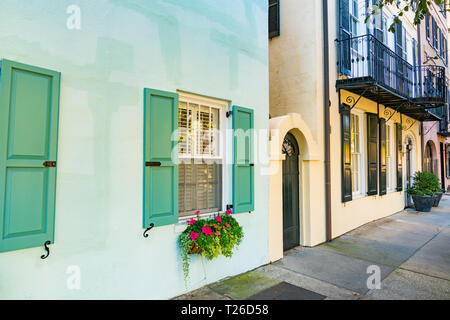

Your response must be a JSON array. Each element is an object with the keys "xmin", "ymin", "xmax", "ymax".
[
  {"xmin": 346, "ymin": 87, "xmax": 371, "ymax": 111},
  {"xmin": 143, "ymin": 223, "xmax": 155, "ymax": 238},
  {"xmin": 385, "ymin": 102, "xmax": 409, "ymax": 122},
  {"xmin": 424, "ymin": 121, "xmax": 439, "ymax": 136},
  {"xmin": 403, "ymin": 118, "xmax": 417, "ymax": 131},
  {"xmin": 41, "ymin": 240, "xmax": 51, "ymax": 259}
]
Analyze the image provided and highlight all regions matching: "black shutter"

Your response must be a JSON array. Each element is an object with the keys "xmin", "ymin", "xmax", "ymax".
[
  {"xmin": 379, "ymin": 118, "xmax": 387, "ymax": 195},
  {"xmin": 341, "ymin": 104, "xmax": 352, "ymax": 202},
  {"xmin": 339, "ymin": 0, "xmax": 351, "ymax": 75},
  {"xmin": 269, "ymin": 0, "xmax": 280, "ymax": 38},
  {"xmin": 396, "ymin": 123, "xmax": 403, "ymax": 191},
  {"xmin": 367, "ymin": 113, "xmax": 378, "ymax": 196},
  {"xmin": 425, "ymin": 13, "xmax": 430, "ymax": 39}
]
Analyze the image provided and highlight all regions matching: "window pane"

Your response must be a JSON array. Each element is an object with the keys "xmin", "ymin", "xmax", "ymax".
[
  {"xmin": 178, "ymin": 162, "xmax": 222, "ymax": 217},
  {"xmin": 199, "ymin": 106, "xmax": 211, "ymax": 155},
  {"xmin": 211, "ymin": 108, "xmax": 219, "ymax": 156}
]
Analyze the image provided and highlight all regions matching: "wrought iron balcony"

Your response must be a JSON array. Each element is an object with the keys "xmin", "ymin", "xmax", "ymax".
[
  {"xmin": 412, "ymin": 65, "xmax": 446, "ymax": 106},
  {"xmin": 336, "ymin": 34, "xmax": 446, "ymax": 120}
]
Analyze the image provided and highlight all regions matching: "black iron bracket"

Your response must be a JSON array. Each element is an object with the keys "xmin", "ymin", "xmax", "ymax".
[
  {"xmin": 143, "ymin": 223, "xmax": 155, "ymax": 238},
  {"xmin": 226, "ymin": 111, "xmax": 233, "ymax": 118},
  {"xmin": 226, "ymin": 204, "xmax": 233, "ymax": 211},
  {"xmin": 424, "ymin": 121, "xmax": 439, "ymax": 136},
  {"xmin": 41, "ymin": 240, "xmax": 51, "ymax": 260},
  {"xmin": 402, "ymin": 118, "xmax": 417, "ymax": 131},
  {"xmin": 385, "ymin": 102, "xmax": 408, "ymax": 122},
  {"xmin": 346, "ymin": 87, "xmax": 370, "ymax": 111}
]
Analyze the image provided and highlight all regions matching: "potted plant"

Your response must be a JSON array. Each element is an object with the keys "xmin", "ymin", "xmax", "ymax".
[
  {"xmin": 178, "ymin": 209, "xmax": 244, "ymax": 283},
  {"xmin": 432, "ymin": 189, "xmax": 444, "ymax": 207},
  {"xmin": 407, "ymin": 171, "xmax": 441, "ymax": 212}
]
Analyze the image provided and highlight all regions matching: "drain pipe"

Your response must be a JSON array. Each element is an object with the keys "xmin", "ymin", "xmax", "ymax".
[
  {"xmin": 417, "ymin": 25, "xmax": 425, "ymax": 170},
  {"xmin": 322, "ymin": 0, "xmax": 332, "ymax": 242}
]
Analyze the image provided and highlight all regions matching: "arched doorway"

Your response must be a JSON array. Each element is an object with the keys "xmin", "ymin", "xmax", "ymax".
[{"xmin": 282, "ymin": 133, "xmax": 300, "ymax": 251}]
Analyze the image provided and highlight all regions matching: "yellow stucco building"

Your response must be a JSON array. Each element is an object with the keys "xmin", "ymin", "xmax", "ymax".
[{"xmin": 268, "ymin": 0, "xmax": 445, "ymax": 262}]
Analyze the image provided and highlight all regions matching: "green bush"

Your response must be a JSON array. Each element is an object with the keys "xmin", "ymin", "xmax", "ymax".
[{"xmin": 407, "ymin": 171, "xmax": 441, "ymax": 196}]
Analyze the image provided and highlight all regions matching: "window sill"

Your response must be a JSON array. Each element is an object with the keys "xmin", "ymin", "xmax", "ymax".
[
  {"xmin": 175, "ymin": 211, "xmax": 222, "ymax": 234},
  {"xmin": 352, "ymin": 193, "xmax": 366, "ymax": 200},
  {"xmin": 178, "ymin": 211, "xmax": 220, "ymax": 223}
]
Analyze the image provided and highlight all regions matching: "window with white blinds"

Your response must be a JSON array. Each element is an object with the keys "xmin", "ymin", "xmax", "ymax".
[{"xmin": 178, "ymin": 98, "xmax": 223, "ymax": 217}]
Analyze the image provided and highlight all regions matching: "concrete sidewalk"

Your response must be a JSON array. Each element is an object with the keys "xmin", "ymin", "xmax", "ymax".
[{"xmin": 174, "ymin": 195, "xmax": 450, "ymax": 300}]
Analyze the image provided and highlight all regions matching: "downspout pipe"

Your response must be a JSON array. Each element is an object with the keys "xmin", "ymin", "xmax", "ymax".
[
  {"xmin": 417, "ymin": 23, "xmax": 424, "ymax": 170},
  {"xmin": 323, "ymin": 0, "xmax": 332, "ymax": 242}
]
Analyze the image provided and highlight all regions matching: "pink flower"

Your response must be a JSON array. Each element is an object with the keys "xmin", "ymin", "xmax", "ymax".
[
  {"xmin": 190, "ymin": 232, "xmax": 199, "ymax": 241},
  {"xmin": 215, "ymin": 216, "xmax": 222, "ymax": 222},
  {"xmin": 202, "ymin": 226, "xmax": 212, "ymax": 236},
  {"xmin": 187, "ymin": 218, "xmax": 196, "ymax": 225},
  {"xmin": 226, "ymin": 209, "xmax": 232, "ymax": 215},
  {"xmin": 196, "ymin": 210, "xmax": 200, "ymax": 215}
]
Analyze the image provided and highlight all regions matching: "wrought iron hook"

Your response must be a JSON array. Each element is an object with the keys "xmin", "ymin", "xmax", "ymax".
[
  {"xmin": 41, "ymin": 240, "xmax": 51, "ymax": 260},
  {"xmin": 143, "ymin": 223, "xmax": 155, "ymax": 238}
]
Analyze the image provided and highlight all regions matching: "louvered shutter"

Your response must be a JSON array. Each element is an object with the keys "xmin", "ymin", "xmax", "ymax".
[
  {"xmin": 341, "ymin": 104, "xmax": 352, "ymax": 202},
  {"xmin": 379, "ymin": 118, "xmax": 387, "ymax": 195},
  {"xmin": 339, "ymin": 0, "xmax": 351, "ymax": 75},
  {"xmin": 396, "ymin": 123, "xmax": 403, "ymax": 191},
  {"xmin": 367, "ymin": 113, "xmax": 378, "ymax": 196},
  {"xmin": 269, "ymin": 0, "xmax": 280, "ymax": 38},
  {"xmin": 232, "ymin": 106, "xmax": 254, "ymax": 213}
]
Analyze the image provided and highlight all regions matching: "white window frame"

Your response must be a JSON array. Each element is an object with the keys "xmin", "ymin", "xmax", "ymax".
[
  {"xmin": 386, "ymin": 121, "xmax": 396, "ymax": 192},
  {"xmin": 351, "ymin": 110, "xmax": 366, "ymax": 198},
  {"xmin": 177, "ymin": 92, "xmax": 230, "ymax": 222}
]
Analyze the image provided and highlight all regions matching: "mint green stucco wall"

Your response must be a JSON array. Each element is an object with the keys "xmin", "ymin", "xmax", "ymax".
[{"xmin": 0, "ymin": 0, "xmax": 269, "ymax": 299}]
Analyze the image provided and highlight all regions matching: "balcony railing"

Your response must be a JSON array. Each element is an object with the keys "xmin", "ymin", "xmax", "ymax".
[
  {"xmin": 413, "ymin": 65, "xmax": 446, "ymax": 104},
  {"xmin": 337, "ymin": 34, "xmax": 446, "ymax": 105}
]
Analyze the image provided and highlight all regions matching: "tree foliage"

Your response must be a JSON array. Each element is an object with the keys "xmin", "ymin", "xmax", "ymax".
[{"xmin": 365, "ymin": 0, "xmax": 449, "ymax": 32}]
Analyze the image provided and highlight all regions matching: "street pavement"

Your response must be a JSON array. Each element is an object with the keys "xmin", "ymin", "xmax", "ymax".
[{"xmin": 174, "ymin": 195, "xmax": 450, "ymax": 300}]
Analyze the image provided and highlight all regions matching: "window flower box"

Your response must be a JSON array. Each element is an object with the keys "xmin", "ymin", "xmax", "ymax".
[{"xmin": 178, "ymin": 210, "xmax": 244, "ymax": 283}]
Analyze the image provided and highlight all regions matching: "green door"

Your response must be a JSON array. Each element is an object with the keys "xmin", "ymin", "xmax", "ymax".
[{"xmin": 0, "ymin": 60, "xmax": 61, "ymax": 253}]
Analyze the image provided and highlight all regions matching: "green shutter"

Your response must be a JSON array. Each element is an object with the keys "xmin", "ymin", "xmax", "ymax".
[
  {"xmin": 0, "ymin": 60, "xmax": 61, "ymax": 253},
  {"xmin": 340, "ymin": 104, "xmax": 352, "ymax": 202},
  {"xmin": 232, "ymin": 106, "xmax": 254, "ymax": 213},
  {"xmin": 143, "ymin": 89, "xmax": 178, "ymax": 228},
  {"xmin": 396, "ymin": 123, "xmax": 403, "ymax": 191},
  {"xmin": 379, "ymin": 118, "xmax": 387, "ymax": 196},
  {"xmin": 367, "ymin": 113, "xmax": 378, "ymax": 196}
]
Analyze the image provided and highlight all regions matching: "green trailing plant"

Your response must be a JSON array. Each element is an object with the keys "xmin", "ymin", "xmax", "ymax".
[
  {"xmin": 407, "ymin": 171, "xmax": 441, "ymax": 196},
  {"xmin": 178, "ymin": 209, "xmax": 244, "ymax": 283}
]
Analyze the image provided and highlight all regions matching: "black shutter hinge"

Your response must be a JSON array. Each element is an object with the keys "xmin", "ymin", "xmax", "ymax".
[
  {"xmin": 226, "ymin": 204, "xmax": 233, "ymax": 210},
  {"xmin": 226, "ymin": 111, "xmax": 233, "ymax": 118}
]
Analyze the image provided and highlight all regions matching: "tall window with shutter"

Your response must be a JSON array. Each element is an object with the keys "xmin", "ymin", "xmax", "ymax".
[{"xmin": 269, "ymin": 0, "xmax": 280, "ymax": 38}]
